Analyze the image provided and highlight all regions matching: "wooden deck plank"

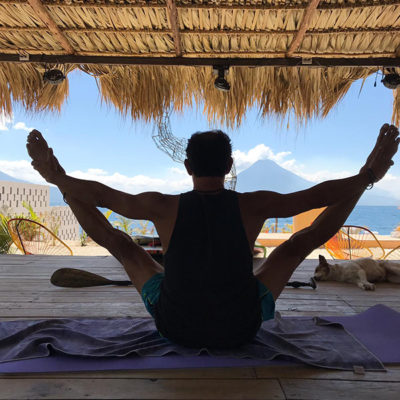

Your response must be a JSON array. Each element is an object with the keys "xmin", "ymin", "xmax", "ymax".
[
  {"xmin": 0, "ymin": 368, "xmax": 258, "ymax": 379},
  {"xmin": 0, "ymin": 378, "xmax": 285, "ymax": 400},
  {"xmin": 281, "ymin": 378, "xmax": 400, "ymax": 400},
  {"xmin": 5, "ymin": 365, "xmax": 400, "ymax": 381},
  {"xmin": 256, "ymin": 365, "xmax": 400, "ymax": 382}
]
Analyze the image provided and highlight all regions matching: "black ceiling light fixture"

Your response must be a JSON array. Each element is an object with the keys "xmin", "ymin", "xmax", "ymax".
[
  {"xmin": 381, "ymin": 68, "xmax": 400, "ymax": 90},
  {"xmin": 213, "ymin": 66, "xmax": 230, "ymax": 91},
  {"xmin": 43, "ymin": 64, "xmax": 66, "ymax": 85}
]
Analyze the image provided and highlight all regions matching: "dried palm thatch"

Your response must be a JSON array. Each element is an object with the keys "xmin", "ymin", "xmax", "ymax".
[
  {"xmin": 0, "ymin": 0, "xmax": 399, "ymax": 126},
  {"xmin": 0, "ymin": 62, "xmax": 74, "ymax": 115}
]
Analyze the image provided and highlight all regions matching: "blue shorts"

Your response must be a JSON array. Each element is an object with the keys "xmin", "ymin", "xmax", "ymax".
[{"xmin": 141, "ymin": 273, "xmax": 275, "ymax": 322}]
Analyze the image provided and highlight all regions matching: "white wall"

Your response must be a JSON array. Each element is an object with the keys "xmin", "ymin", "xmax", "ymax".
[
  {"xmin": 0, "ymin": 180, "xmax": 49, "ymax": 214},
  {"xmin": 0, "ymin": 181, "xmax": 79, "ymax": 241}
]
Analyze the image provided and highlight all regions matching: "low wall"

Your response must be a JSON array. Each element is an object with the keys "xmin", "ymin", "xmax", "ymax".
[{"xmin": 42, "ymin": 206, "xmax": 80, "ymax": 241}]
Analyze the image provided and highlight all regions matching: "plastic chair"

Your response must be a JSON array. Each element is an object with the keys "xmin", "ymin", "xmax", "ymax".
[
  {"xmin": 254, "ymin": 242, "xmax": 267, "ymax": 258},
  {"xmin": 324, "ymin": 225, "xmax": 385, "ymax": 260},
  {"xmin": 383, "ymin": 245, "xmax": 400, "ymax": 260},
  {"xmin": 7, "ymin": 218, "xmax": 73, "ymax": 256}
]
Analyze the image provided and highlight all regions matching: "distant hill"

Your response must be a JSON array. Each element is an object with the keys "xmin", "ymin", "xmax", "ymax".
[
  {"xmin": 236, "ymin": 159, "xmax": 312, "ymax": 193},
  {"xmin": 0, "ymin": 170, "xmax": 64, "ymax": 206},
  {"xmin": 236, "ymin": 159, "xmax": 399, "ymax": 206},
  {"xmin": 0, "ymin": 171, "xmax": 26, "ymax": 183}
]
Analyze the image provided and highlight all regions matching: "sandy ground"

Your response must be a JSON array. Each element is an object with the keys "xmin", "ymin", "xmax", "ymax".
[{"xmin": 65, "ymin": 240, "xmax": 113, "ymax": 256}]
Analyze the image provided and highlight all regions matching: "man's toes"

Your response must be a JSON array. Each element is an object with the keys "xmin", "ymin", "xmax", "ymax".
[
  {"xmin": 27, "ymin": 129, "xmax": 48, "ymax": 148},
  {"xmin": 388, "ymin": 125, "xmax": 399, "ymax": 139},
  {"xmin": 28, "ymin": 129, "xmax": 41, "ymax": 142},
  {"xmin": 378, "ymin": 123, "xmax": 390, "ymax": 138},
  {"xmin": 33, "ymin": 130, "xmax": 47, "ymax": 144}
]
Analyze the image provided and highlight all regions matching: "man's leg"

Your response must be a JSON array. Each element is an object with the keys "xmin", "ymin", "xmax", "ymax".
[
  {"xmin": 255, "ymin": 191, "xmax": 363, "ymax": 300},
  {"xmin": 255, "ymin": 123, "xmax": 400, "ymax": 300},
  {"xmin": 26, "ymin": 129, "xmax": 163, "ymax": 293},
  {"xmin": 63, "ymin": 194, "xmax": 163, "ymax": 293}
]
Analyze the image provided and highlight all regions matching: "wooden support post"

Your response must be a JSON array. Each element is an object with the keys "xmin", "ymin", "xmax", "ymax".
[
  {"xmin": 166, "ymin": 0, "xmax": 182, "ymax": 57},
  {"xmin": 286, "ymin": 0, "xmax": 321, "ymax": 57},
  {"xmin": 27, "ymin": 0, "xmax": 75, "ymax": 54}
]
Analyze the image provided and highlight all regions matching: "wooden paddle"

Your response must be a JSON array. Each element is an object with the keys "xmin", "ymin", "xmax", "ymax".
[
  {"xmin": 51, "ymin": 268, "xmax": 132, "ymax": 288},
  {"xmin": 51, "ymin": 268, "xmax": 317, "ymax": 290}
]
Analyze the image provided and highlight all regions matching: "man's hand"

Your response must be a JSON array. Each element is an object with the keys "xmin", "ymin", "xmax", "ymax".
[
  {"xmin": 26, "ymin": 130, "xmax": 66, "ymax": 184},
  {"xmin": 361, "ymin": 123, "xmax": 399, "ymax": 182}
]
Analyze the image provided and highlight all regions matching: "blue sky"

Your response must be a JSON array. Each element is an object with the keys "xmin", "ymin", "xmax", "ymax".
[{"xmin": 0, "ymin": 69, "xmax": 399, "ymax": 199}]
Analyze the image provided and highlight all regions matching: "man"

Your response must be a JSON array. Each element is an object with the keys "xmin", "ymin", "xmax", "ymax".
[{"xmin": 27, "ymin": 124, "xmax": 399, "ymax": 348}]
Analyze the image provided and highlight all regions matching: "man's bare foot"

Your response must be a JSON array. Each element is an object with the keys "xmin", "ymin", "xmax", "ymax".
[
  {"xmin": 26, "ymin": 130, "xmax": 66, "ymax": 184},
  {"xmin": 360, "ymin": 123, "xmax": 399, "ymax": 181}
]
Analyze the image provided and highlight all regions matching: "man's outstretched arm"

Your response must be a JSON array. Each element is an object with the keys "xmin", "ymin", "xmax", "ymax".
[
  {"xmin": 247, "ymin": 123, "xmax": 399, "ymax": 219},
  {"xmin": 26, "ymin": 130, "xmax": 172, "ymax": 221},
  {"xmin": 55, "ymin": 175, "xmax": 170, "ymax": 221}
]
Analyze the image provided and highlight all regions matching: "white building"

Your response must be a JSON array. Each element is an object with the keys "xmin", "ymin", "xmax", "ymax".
[{"xmin": 0, "ymin": 180, "xmax": 79, "ymax": 241}]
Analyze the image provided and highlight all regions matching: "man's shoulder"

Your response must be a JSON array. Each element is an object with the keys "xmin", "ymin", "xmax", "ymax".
[
  {"xmin": 135, "ymin": 192, "xmax": 180, "ymax": 209},
  {"xmin": 140, "ymin": 191, "xmax": 180, "ymax": 199},
  {"xmin": 237, "ymin": 190, "xmax": 281, "ymax": 215},
  {"xmin": 237, "ymin": 190, "xmax": 277, "ymax": 199}
]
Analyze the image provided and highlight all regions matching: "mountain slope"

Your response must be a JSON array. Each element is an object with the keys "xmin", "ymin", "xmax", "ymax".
[
  {"xmin": 236, "ymin": 159, "xmax": 312, "ymax": 193},
  {"xmin": 0, "ymin": 171, "xmax": 26, "ymax": 183},
  {"xmin": 236, "ymin": 159, "xmax": 399, "ymax": 206}
]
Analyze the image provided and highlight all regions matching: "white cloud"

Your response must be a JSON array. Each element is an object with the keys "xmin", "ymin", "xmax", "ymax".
[
  {"xmin": 0, "ymin": 111, "xmax": 12, "ymax": 131},
  {"xmin": 279, "ymin": 159, "xmax": 352, "ymax": 183},
  {"xmin": 68, "ymin": 167, "xmax": 192, "ymax": 194},
  {"xmin": 0, "ymin": 113, "xmax": 34, "ymax": 133},
  {"xmin": 0, "ymin": 160, "xmax": 46, "ymax": 184},
  {"xmin": 375, "ymin": 174, "xmax": 400, "ymax": 199},
  {"xmin": 233, "ymin": 144, "xmax": 291, "ymax": 173},
  {"xmin": 168, "ymin": 167, "xmax": 187, "ymax": 176},
  {"xmin": 0, "ymin": 160, "xmax": 193, "ymax": 194},
  {"xmin": 13, "ymin": 122, "xmax": 34, "ymax": 133}
]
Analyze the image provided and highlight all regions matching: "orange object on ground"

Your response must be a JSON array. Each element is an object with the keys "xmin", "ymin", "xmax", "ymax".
[{"xmin": 324, "ymin": 225, "xmax": 385, "ymax": 260}]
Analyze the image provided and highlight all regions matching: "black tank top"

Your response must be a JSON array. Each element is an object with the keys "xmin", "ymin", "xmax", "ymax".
[{"xmin": 154, "ymin": 189, "xmax": 261, "ymax": 348}]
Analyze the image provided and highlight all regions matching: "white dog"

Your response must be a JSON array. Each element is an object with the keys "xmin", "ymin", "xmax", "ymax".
[{"xmin": 314, "ymin": 255, "xmax": 400, "ymax": 290}]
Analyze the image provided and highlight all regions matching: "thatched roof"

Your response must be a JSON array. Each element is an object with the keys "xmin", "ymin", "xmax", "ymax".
[{"xmin": 0, "ymin": 0, "xmax": 399, "ymax": 126}]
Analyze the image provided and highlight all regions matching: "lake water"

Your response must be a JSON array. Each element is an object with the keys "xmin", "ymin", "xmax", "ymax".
[
  {"xmin": 272, "ymin": 205, "xmax": 400, "ymax": 235},
  {"xmin": 104, "ymin": 205, "xmax": 400, "ymax": 236}
]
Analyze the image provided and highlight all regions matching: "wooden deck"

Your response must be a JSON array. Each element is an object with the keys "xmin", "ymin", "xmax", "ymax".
[{"xmin": 1, "ymin": 254, "xmax": 400, "ymax": 399}]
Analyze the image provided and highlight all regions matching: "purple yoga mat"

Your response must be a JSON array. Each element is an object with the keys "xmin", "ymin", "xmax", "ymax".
[
  {"xmin": 0, "ymin": 304, "xmax": 397, "ymax": 373},
  {"xmin": 327, "ymin": 304, "xmax": 400, "ymax": 363},
  {"xmin": 0, "ymin": 353, "xmax": 294, "ymax": 374}
]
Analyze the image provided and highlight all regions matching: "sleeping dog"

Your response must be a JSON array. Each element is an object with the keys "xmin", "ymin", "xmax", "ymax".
[{"xmin": 314, "ymin": 255, "xmax": 400, "ymax": 290}]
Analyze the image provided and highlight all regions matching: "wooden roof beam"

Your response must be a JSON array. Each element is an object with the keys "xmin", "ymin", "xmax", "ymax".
[
  {"xmin": 27, "ymin": 0, "xmax": 75, "ymax": 54},
  {"xmin": 286, "ymin": 0, "xmax": 321, "ymax": 57},
  {"xmin": 166, "ymin": 0, "xmax": 182, "ymax": 57},
  {"xmin": 1, "ymin": 54, "xmax": 399, "ymax": 68}
]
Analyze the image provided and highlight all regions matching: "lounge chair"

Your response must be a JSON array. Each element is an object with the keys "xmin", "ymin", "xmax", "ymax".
[
  {"xmin": 7, "ymin": 218, "xmax": 73, "ymax": 256},
  {"xmin": 324, "ymin": 225, "xmax": 385, "ymax": 260}
]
